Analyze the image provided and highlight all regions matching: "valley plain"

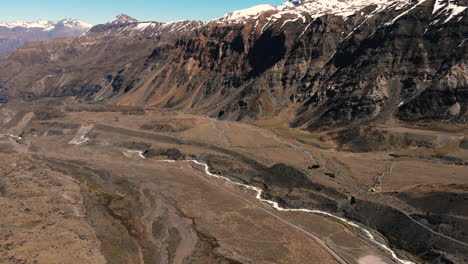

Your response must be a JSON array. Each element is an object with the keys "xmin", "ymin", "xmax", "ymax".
[{"xmin": 0, "ymin": 99, "xmax": 466, "ymax": 264}]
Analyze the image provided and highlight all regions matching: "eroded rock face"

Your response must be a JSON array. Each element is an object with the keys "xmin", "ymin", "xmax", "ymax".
[
  {"xmin": 0, "ymin": 1, "xmax": 466, "ymax": 127},
  {"xmin": 294, "ymin": 0, "xmax": 468, "ymax": 128}
]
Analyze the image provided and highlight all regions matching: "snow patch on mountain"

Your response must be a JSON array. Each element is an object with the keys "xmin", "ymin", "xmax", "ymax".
[
  {"xmin": 215, "ymin": 0, "xmax": 413, "ymax": 24},
  {"xmin": 131, "ymin": 20, "xmax": 204, "ymax": 33},
  {"xmin": 280, "ymin": 0, "xmax": 408, "ymax": 18},
  {"xmin": 215, "ymin": 0, "xmax": 466, "ymax": 26},
  {"xmin": 217, "ymin": 4, "xmax": 279, "ymax": 22},
  {"xmin": 432, "ymin": 0, "xmax": 467, "ymax": 23},
  {"xmin": 385, "ymin": 0, "xmax": 426, "ymax": 26}
]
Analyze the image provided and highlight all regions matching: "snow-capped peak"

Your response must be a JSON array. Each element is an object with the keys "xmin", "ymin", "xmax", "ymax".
[
  {"xmin": 60, "ymin": 19, "xmax": 93, "ymax": 29},
  {"xmin": 0, "ymin": 20, "xmax": 56, "ymax": 30},
  {"xmin": 216, "ymin": 4, "xmax": 279, "ymax": 22},
  {"xmin": 215, "ymin": 0, "xmax": 413, "ymax": 24},
  {"xmin": 0, "ymin": 19, "xmax": 93, "ymax": 31},
  {"xmin": 111, "ymin": 14, "xmax": 138, "ymax": 24}
]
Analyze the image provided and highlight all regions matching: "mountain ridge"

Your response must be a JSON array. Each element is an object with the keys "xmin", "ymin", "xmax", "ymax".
[
  {"xmin": 86, "ymin": 14, "xmax": 205, "ymax": 37},
  {"xmin": 0, "ymin": 18, "xmax": 93, "ymax": 56},
  {"xmin": 0, "ymin": 0, "xmax": 466, "ymax": 131}
]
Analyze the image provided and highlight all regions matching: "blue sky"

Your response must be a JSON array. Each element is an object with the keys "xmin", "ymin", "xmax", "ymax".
[{"xmin": 1, "ymin": 0, "xmax": 286, "ymax": 25}]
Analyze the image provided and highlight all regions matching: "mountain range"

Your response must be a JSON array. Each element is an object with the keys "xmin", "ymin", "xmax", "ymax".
[
  {"xmin": 0, "ymin": 1, "xmax": 467, "ymax": 263},
  {"xmin": 0, "ymin": 19, "xmax": 92, "ymax": 56},
  {"xmin": 0, "ymin": 0, "xmax": 466, "ymax": 130}
]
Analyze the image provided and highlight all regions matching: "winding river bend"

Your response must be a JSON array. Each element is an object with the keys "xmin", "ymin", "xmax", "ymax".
[{"xmin": 154, "ymin": 158, "xmax": 416, "ymax": 264}]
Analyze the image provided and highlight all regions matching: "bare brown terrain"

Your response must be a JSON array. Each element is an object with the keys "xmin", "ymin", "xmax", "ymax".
[
  {"xmin": 0, "ymin": 98, "xmax": 467, "ymax": 264},
  {"xmin": 0, "ymin": 1, "xmax": 466, "ymax": 263}
]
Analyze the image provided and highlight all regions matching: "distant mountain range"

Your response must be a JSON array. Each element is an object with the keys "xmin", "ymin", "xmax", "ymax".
[{"xmin": 0, "ymin": 19, "xmax": 92, "ymax": 56}]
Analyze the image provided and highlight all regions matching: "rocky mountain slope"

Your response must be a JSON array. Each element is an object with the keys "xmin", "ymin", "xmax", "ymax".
[
  {"xmin": 0, "ymin": 0, "xmax": 466, "ymax": 129},
  {"xmin": 0, "ymin": 19, "xmax": 92, "ymax": 56}
]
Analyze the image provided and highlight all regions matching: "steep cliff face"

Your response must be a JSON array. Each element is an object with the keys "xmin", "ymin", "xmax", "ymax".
[
  {"xmin": 0, "ymin": 15, "xmax": 204, "ymax": 101},
  {"xmin": 0, "ymin": 1, "xmax": 466, "ymax": 128},
  {"xmin": 113, "ymin": 0, "xmax": 468, "ymax": 125},
  {"xmin": 294, "ymin": 0, "xmax": 468, "ymax": 128},
  {"xmin": 113, "ymin": 15, "xmax": 347, "ymax": 121}
]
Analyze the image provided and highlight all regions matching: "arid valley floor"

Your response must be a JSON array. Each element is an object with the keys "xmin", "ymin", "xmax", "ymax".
[{"xmin": 0, "ymin": 98, "xmax": 467, "ymax": 264}]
